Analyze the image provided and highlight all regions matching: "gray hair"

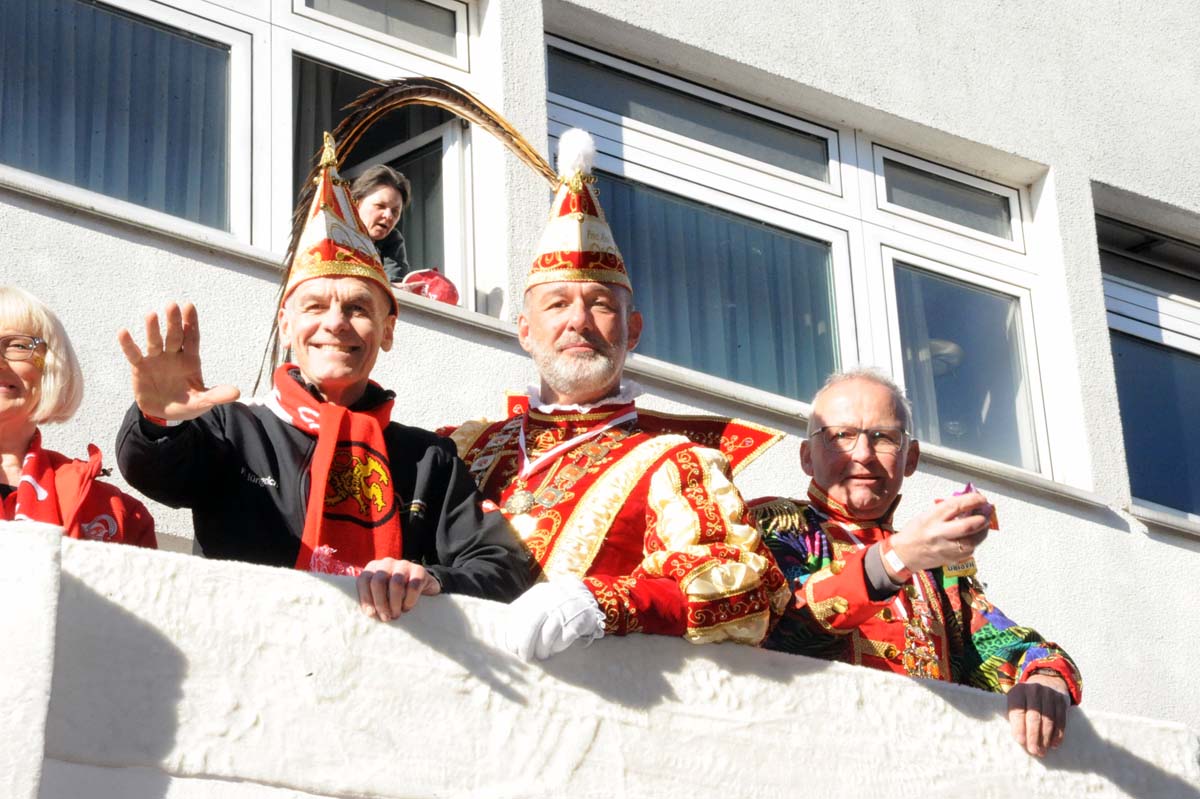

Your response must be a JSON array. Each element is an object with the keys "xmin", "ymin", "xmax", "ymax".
[{"xmin": 806, "ymin": 367, "xmax": 913, "ymax": 436}]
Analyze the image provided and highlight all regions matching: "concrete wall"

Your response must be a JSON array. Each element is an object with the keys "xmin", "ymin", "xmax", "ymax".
[
  {"xmin": 4, "ymin": 522, "xmax": 1197, "ymax": 799},
  {"xmin": 2, "ymin": 0, "xmax": 1198, "ymax": 760}
]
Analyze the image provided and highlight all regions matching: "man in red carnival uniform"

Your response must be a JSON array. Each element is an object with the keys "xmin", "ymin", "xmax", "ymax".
[
  {"xmin": 442, "ymin": 129, "xmax": 789, "ymax": 660},
  {"xmin": 116, "ymin": 134, "xmax": 531, "ymax": 620},
  {"xmin": 748, "ymin": 369, "xmax": 1082, "ymax": 757}
]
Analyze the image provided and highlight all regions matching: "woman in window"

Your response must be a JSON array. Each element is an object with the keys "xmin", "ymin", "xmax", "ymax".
[
  {"xmin": 0, "ymin": 286, "xmax": 155, "ymax": 547},
  {"xmin": 351, "ymin": 165, "xmax": 413, "ymax": 283}
]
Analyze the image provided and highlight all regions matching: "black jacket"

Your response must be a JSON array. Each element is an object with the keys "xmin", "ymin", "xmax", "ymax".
[
  {"xmin": 377, "ymin": 228, "xmax": 410, "ymax": 283},
  {"xmin": 115, "ymin": 382, "xmax": 532, "ymax": 602}
]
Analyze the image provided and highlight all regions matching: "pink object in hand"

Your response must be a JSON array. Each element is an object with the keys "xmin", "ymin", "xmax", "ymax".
[
  {"xmin": 938, "ymin": 482, "xmax": 1000, "ymax": 529},
  {"xmin": 310, "ymin": 545, "xmax": 363, "ymax": 577},
  {"xmin": 399, "ymin": 269, "xmax": 460, "ymax": 305}
]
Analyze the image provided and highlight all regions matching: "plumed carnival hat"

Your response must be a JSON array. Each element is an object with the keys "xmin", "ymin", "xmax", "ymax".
[
  {"xmin": 285, "ymin": 132, "xmax": 397, "ymax": 313},
  {"xmin": 526, "ymin": 128, "xmax": 632, "ymax": 294}
]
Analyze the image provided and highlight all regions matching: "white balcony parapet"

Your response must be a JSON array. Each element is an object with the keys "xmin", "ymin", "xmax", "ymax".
[{"xmin": 3, "ymin": 521, "xmax": 1197, "ymax": 799}]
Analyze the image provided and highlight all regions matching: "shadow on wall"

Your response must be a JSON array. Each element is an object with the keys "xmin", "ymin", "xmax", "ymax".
[
  {"xmin": 40, "ymin": 573, "xmax": 186, "ymax": 799},
  {"xmin": 910, "ymin": 675, "xmax": 1200, "ymax": 798},
  {"xmin": 323, "ymin": 576, "xmax": 825, "ymax": 712}
]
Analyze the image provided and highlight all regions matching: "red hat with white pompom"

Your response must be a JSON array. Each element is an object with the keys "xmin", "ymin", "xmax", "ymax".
[{"xmin": 526, "ymin": 129, "xmax": 632, "ymax": 294}]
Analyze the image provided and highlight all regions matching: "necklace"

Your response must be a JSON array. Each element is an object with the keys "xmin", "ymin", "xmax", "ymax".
[{"xmin": 502, "ymin": 408, "xmax": 636, "ymax": 515}]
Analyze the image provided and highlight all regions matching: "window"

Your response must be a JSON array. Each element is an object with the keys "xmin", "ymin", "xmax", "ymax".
[
  {"xmin": 1100, "ymin": 216, "xmax": 1200, "ymax": 516},
  {"xmin": 290, "ymin": 52, "xmax": 468, "ymax": 300},
  {"xmin": 0, "ymin": 0, "xmax": 243, "ymax": 231},
  {"xmin": 295, "ymin": 0, "xmax": 468, "ymax": 68},
  {"xmin": 548, "ymin": 37, "xmax": 1049, "ymax": 473}
]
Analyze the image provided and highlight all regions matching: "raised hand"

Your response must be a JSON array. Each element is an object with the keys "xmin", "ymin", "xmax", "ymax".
[
  {"xmin": 117, "ymin": 302, "xmax": 240, "ymax": 422},
  {"xmin": 887, "ymin": 491, "xmax": 993, "ymax": 575}
]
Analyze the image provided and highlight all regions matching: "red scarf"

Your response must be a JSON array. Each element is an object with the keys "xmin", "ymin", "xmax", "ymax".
[
  {"xmin": 271, "ymin": 364, "xmax": 402, "ymax": 574},
  {"xmin": 2, "ymin": 430, "xmax": 62, "ymax": 526}
]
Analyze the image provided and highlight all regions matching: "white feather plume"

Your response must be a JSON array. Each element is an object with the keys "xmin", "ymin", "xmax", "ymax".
[{"xmin": 556, "ymin": 128, "xmax": 596, "ymax": 180}]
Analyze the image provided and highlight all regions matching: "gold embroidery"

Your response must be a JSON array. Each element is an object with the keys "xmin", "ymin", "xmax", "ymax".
[{"xmin": 540, "ymin": 435, "xmax": 682, "ymax": 579}]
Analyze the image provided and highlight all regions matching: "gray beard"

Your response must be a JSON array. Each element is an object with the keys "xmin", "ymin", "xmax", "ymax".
[{"xmin": 528, "ymin": 336, "xmax": 622, "ymax": 400}]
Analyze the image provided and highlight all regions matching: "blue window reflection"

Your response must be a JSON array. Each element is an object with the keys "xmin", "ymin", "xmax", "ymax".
[
  {"xmin": 0, "ymin": 0, "xmax": 230, "ymax": 230},
  {"xmin": 1111, "ymin": 331, "xmax": 1200, "ymax": 514}
]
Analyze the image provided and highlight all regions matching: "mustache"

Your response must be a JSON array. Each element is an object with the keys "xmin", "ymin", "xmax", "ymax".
[{"xmin": 555, "ymin": 331, "xmax": 614, "ymax": 356}]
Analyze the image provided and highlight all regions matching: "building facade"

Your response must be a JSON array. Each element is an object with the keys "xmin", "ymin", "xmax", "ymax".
[{"xmin": 1, "ymin": 0, "xmax": 1198, "ymax": 730}]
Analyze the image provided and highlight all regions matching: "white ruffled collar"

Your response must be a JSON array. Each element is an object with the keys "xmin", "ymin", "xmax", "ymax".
[{"xmin": 526, "ymin": 381, "xmax": 643, "ymax": 414}]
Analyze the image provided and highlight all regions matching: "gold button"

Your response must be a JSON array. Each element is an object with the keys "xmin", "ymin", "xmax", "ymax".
[
  {"xmin": 830, "ymin": 559, "xmax": 845, "ymax": 575},
  {"xmin": 879, "ymin": 607, "xmax": 894, "ymax": 622},
  {"xmin": 884, "ymin": 645, "xmax": 900, "ymax": 659},
  {"xmin": 905, "ymin": 585, "xmax": 919, "ymax": 600},
  {"xmin": 831, "ymin": 597, "xmax": 849, "ymax": 614}
]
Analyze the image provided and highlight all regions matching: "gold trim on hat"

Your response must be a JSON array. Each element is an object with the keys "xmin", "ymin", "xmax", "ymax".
[{"xmin": 526, "ymin": 267, "xmax": 633, "ymax": 291}]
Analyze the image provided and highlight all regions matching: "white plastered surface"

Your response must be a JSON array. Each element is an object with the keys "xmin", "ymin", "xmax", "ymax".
[{"xmin": 2, "ymin": 525, "xmax": 1191, "ymax": 799}]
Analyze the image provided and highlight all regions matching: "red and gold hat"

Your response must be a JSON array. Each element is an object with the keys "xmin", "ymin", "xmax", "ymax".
[
  {"xmin": 527, "ymin": 129, "xmax": 632, "ymax": 293},
  {"xmin": 285, "ymin": 133, "xmax": 396, "ymax": 312}
]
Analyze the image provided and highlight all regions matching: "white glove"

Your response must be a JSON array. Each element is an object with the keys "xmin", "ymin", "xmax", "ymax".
[{"xmin": 503, "ymin": 578, "xmax": 606, "ymax": 661}]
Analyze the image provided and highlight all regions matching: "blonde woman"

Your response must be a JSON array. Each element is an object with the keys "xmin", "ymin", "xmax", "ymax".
[{"xmin": 0, "ymin": 286, "xmax": 155, "ymax": 547}]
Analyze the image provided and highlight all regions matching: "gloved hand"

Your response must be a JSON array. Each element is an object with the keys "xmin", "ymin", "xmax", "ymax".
[{"xmin": 503, "ymin": 578, "xmax": 606, "ymax": 661}]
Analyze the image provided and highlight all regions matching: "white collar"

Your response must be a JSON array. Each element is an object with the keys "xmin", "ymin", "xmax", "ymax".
[{"xmin": 526, "ymin": 380, "xmax": 643, "ymax": 414}]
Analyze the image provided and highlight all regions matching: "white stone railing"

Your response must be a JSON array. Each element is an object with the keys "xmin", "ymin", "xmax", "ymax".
[{"xmin": 3, "ymin": 521, "xmax": 1197, "ymax": 799}]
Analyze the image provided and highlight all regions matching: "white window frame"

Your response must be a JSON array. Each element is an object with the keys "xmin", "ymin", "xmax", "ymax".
[
  {"xmin": 547, "ymin": 125, "xmax": 862, "ymax": 381},
  {"xmin": 546, "ymin": 37, "xmax": 847, "ymax": 206},
  {"xmin": 0, "ymin": 0, "xmax": 261, "ymax": 246},
  {"xmin": 872, "ymin": 238, "xmax": 1052, "ymax": 473},
  {"xmin": 273, "ymin": 0, "xmax": 471, "ymax": 76},
  {"xmin": 291, "ymin": 0, "xmax": 469, "ymax": 70},
  {"xmin": 546, "ymin": 41, "xmax": 1064, "ymax": 480}
]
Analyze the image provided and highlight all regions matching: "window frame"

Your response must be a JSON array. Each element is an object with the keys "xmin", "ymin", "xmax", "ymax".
[
  {"xmin": 547, "ymin": 124, "xmax": 863, "ymax": 385},
  {"xmin": 870, "ymin": 144, "xmax": 1027, "ymax": 255},
  {"xmin": 268, "ymin": 27, "xmax": 475, "ymax": 309},
  {"xmin": 0, "ymin": 0, "xmax": 262, "ymax": 245},
  {"xmin": 872, "ymin": 238, "xmax": 1052, "ymax": 473},
  {"xmin": 546, "ymin": 39, "xmax": 1061, "ymax": 479},
  {"xmin": 289, "ymin": 0, "xmax": 470, "ymax": 71}
]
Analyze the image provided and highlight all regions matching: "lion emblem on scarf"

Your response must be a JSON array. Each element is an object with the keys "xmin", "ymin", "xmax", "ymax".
[{"xmin": 326, "ymin": 449, "xmax": 390, "ymax": 516}]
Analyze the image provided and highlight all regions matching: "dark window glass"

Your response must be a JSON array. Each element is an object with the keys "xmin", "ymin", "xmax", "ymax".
[
  {"xmin": 1111, "ymin": 331, "xmax": 1200, "ymax": 514},
  {"xmin": 292, "ymin": 54, "xmax": 451, "ymax": 275}
]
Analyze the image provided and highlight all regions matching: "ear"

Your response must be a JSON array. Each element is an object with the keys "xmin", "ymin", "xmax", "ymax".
[
  {"xmin": 517, "ymin": 312, "xmax": 534, "ymax": 354},
  {"xmin": 277, "ymin": 304, "xmax": 291, "ymax": 341},
  {"xmin": 380, "ymin": 312, "xmax": 397, "ymax": 353},
  {"xmin": 799, "ymin": 438, "xmax": 815, "ymax": 477},
  {"xmin": 626, "ymin": 310, "xmax": 644, "ymax": 351},
  {"xmin": 903, "ymin": 438, "xmax": 920, "ymax": 477}
]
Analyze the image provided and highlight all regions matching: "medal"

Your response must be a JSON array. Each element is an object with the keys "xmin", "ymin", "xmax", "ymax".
[{"xmin": 504, "ymin": 489, "xmax": 536, "ymax": 515}]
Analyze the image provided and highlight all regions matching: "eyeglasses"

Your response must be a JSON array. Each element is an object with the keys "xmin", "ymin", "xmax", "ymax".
[
  {"xmin": 0, "ymin": 335, "xmax": 47, "ymax": 363},
  {"xmin": 811, "ymin": 425, "xmax": 908, "ymax": 454}
]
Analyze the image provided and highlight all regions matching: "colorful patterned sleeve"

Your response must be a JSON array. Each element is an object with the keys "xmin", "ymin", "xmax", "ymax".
[
  {"xmin": 585, "ymin": 445, "xmax": 789, "ymax": 645},
  {"xmin": 750, "ymin": 498, "xmax": 892, "ymax": 650},
  {"xmin": 950, "ymin": 576, "xmax": 1083, "ymax": 704}
]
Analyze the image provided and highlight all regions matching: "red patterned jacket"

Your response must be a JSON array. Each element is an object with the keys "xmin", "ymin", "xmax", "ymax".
[{"xmin": 441, "ymin": 395, "xmax": 789, "ymax": 644}]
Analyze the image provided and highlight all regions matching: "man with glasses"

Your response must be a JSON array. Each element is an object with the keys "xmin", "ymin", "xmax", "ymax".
[{"xmin": 748, "ymin": 369, "xmax": 1081, "ymax": 757}]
